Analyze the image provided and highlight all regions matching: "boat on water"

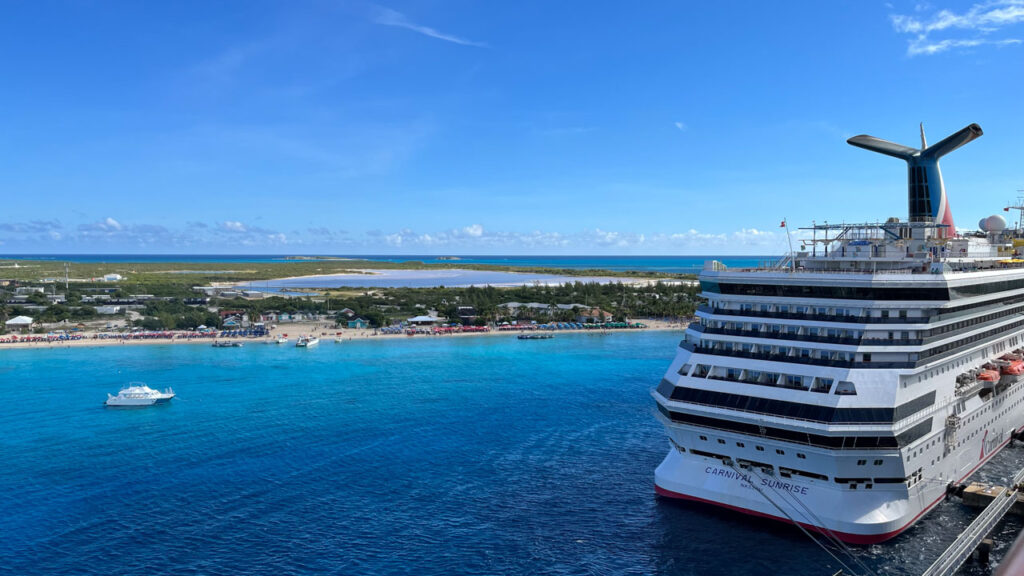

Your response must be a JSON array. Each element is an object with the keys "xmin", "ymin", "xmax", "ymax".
[
  {"xmin": 517, "ymin": 333, "xmax": 554, "ymax": 340},
  {"xmin": 653, "ymin": 123, "xmax": 1024, "ymax": 544},
  {"xmin": 105, "ymin": 383, "xmax": 175, "ymax": 407},
  {"xmin": 212, "ymin": 341, "xmax": 243, "ymax": 348},
  {"xmin": 296, "ymin": 336, "xmax": 320, "ymax": 348},
  {"xmin": 265, "ymin": 336, "xmax": 288, "ymax": 344}
]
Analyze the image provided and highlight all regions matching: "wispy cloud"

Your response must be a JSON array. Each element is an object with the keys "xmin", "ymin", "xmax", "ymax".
[
  {"xmin": 890, "ymin": 1, "xmax": 1024, "ymax": 56},
  {"xmin": 370, "ymin": 225, "xmax": 784, "ymax": 253},
  {"xmin": 372, "ymin": 6, "xmax": 487, "ymax": 47},
  {"xmin": 674, "ymin": 121, "xmax": 687, "ymax": 132}
]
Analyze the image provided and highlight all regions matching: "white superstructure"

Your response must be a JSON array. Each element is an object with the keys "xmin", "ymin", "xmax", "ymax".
[
  {"xmin": 653, "ymin": 124, "xmax": 1024, "ymax": 544},
  {"xmin": 105, "ymin": 383, "xmax": 175, "ymax": 406}
]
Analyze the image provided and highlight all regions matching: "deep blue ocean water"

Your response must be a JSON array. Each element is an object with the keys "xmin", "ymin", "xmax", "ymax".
[
  {"xmin": 0, "ymin": 331, "xmax": 1020, "ymax": 575},
  {"xmin": 0, "ymin": 254, "xmax": 774, "ymax": 274}
]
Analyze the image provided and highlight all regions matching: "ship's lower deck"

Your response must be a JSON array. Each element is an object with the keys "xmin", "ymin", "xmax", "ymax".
[{"xmin": 654, "ymin": 384, "xmax": 1024, "ymax": 543}]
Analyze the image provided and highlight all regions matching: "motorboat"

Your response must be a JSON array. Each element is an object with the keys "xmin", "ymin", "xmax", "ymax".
[
  {"xmin": 105, "ymin": 383, "xmax": 175, "ymax": 407},
  {"xmin": 296, "ymin": 336, "xmax": 320, "ymax": 348},
  {"xmin": 212, "ymin": 341, "xmax": 243, "ymax": 348}
]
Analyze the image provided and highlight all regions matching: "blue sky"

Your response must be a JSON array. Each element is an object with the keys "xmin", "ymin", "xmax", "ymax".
[{"xmin": 1, "ymin": 1, "xmax": 1023, "ymax": 255}]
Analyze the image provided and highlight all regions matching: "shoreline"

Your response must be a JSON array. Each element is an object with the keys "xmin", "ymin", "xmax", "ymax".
[{"xmin": 0, "ymin": 319, "xmax": 687, "ymax": 351}]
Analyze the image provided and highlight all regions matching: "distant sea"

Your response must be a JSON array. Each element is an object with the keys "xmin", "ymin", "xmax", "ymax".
[
  {"xmin": 0, "ymin": 332, "xmax": 1019, "ymax": 575},
  {"xmin": 0, "ymin": 254, "xmax": 776, "ymax": 274}
]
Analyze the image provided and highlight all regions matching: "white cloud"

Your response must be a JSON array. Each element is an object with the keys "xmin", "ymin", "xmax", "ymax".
[
  {"xmin": 221, "ymin": 221, "xmax": 247, "ymax": 232},
  {"xmin": 103, "ymin": 217, "xmax": 122, "ymax": 231},
  {"xmin": 674, "ymin": 121, "xmax": 687, "ymax": 132},
  {"xmin": 372, "ymin": 6, "xmax": 487, "ymax": 48},
  {"xmin": 890, "ymin": 1, "xmax": 1024, "ymax": 56},
  {"xmin": 463, "ymin": 224, "xmax": 484, "ymax": 237},
  {"xmin": 0, "ymin": 220, "xmax": 62, "ymax": 234},
  {"xmin": 361, "ymin": 225, "xmax": 785, "ymax": 253}
]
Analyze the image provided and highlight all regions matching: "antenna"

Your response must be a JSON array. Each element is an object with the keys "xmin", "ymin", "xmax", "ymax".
[{"xmin": 1008, "ymin": 190, "xmax": 1024, "ymax": 234}]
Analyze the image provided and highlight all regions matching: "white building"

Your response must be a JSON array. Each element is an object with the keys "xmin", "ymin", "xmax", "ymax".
[
  {"xmin": 5, "ymin": 316, "xmax": 34, "ymax": 333},
  {"xmin": 102, "ymin": 274, "xmax": 124, "ymax": 282}
]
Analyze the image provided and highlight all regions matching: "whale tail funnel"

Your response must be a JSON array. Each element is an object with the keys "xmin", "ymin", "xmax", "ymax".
[{"xmin": 847, "ymin": 123, "xmax": 982, "ymax": 238}]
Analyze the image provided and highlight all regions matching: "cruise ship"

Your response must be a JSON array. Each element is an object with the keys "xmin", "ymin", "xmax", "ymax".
[{"xmin": 653, "ymin": 123, "xmax": 1024, "ymax": 544}]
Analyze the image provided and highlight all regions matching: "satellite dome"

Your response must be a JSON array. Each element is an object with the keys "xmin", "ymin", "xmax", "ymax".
[{"xmin": 981, "ymin": 214, "xmax": 1007, "ymax": 232}]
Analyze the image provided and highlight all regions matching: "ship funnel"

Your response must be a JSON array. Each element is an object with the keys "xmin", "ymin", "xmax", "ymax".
[{"xmin": 847, "ymin": 123, "xmax": 982, "ymax": 237}]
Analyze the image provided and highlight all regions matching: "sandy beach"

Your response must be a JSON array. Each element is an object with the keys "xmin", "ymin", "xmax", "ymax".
[{"xmin": 0, "ymin": 318, "xmax": 687, "ymax": 350}]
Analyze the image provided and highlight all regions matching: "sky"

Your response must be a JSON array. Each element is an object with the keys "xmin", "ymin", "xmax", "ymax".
[{"xmin": 1, "ymin": 0, "xmax": 1023, "ymax": 255}]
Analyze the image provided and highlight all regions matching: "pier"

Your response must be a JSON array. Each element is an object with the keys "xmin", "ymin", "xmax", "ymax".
[{"xmin": 921, "ymin": 466, "xmax": 1024, "ymax": 576}]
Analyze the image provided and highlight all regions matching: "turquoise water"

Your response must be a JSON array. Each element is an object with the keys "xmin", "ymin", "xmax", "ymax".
[{"xmin": 0, "ymin": 332, "xmax": 1019, "ymax": 575}]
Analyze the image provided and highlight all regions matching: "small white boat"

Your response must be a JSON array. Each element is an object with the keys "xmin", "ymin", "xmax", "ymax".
[
  {"xmin": 295, "ymin": 336, "xmax": 320, "ymax": 348},
  {"xmin": 275, "ymin": 336, "xmax": 288, "ymax": 344},
  {"xmin": 334, "ymin": 337, "xmax": 345, "ymax": 343},
  {"xmin": 105, "ymin": 383, "xmax": 175, "ymax": 407}
]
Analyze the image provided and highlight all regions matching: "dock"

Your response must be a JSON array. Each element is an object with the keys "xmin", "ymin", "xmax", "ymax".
[
  {"xmin": 961, "ymin": 482, "xmax": 1024, "ymax": 515},
  {"xmin": 921, "ymin": 467, "xmax": 1024, "ymax": 576}
]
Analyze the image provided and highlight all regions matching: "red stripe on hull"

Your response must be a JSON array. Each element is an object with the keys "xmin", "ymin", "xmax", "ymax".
[
  {"xmin": 655, "ymin": 431, "xmax": 1021, "ymax": 545},
  {"xmin": 654, "ymin": 484, "xmax": 908, "ymax": 544}
]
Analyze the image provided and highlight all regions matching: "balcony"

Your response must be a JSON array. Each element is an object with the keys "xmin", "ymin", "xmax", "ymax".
[
  {"xmin": 694, "ymin": 324, "xmax": 923, "ymax": 347},
  {"xmin": 690, "ymin": 344, "xmax": 916, "ymax": 369},
  {"xmin": 696, "ymin": 304, "xmax": 928, "ymax": 324}
]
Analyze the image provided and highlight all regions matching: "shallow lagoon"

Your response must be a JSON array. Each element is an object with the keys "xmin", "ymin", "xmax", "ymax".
[{"xmin": 242, "ymin": 268, "xmax": 630, "ymax": 290}]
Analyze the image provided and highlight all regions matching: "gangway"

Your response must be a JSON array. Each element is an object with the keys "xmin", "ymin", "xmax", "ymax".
[{"xmin": 921, "ymin": 466, "xmax": 1024, "ymax": 576}]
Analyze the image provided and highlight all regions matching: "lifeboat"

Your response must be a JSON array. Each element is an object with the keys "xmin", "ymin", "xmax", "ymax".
[
  {"xmin": 1001, "ymin": 353, "xmax": 1023, "ymax": 362},
  {"xmin": 1002, "ymin": 361, "xmax": 1024, "ymax": 376},
  {"xmin": 977, "ymin": 369, "xmax": 1001, "ymax": 382}
]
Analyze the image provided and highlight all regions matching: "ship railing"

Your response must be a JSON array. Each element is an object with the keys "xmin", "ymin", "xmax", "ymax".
[
  {"xmin": 695, "ymin": 305, "xmax": 929, "ymax": 324},
  {"xmin": 891, "ymin": 395, "xmax": 953, "ymax": 433},
  {"xmin": 696, "ymin": 325, "xmax": 923, "ymax": 346},
  {"xmin": 686, "ymin": 344, "xmax": 917, "ymax": 369},
  {"xmin": 656, "ymin": 403, "xmax": 899, "ymax": 439},
  {"xmin": 714, "ymin": 266, "xmax": 925, "ymax": 275},
  {"xmin": 715, "ymin": 261, "xmax": 1024, "ymax": 275}
]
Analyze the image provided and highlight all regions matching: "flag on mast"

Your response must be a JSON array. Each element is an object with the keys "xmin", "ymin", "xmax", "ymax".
[{"xmin": 780, "ymin": 219, "xmax": 787, "ymax": 228}]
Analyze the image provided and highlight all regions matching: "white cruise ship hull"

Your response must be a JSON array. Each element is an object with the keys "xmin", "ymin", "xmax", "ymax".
[
  {"xmin": 655, "ymin": 331, "xmax": 1024, "ymax": 544},
  {"xmin": 653, "ymin": 429, "xmax": 1018, "ymax": 544}
]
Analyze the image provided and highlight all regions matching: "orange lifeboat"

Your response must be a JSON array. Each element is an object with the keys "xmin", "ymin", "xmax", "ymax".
[
  {"xmin": 1002, "ymin": 361, "xmax": 1024, "ymax": 376},
  {"xmin": 978, "ymin": 369, "xmax": 1001, "ymax": 382}
]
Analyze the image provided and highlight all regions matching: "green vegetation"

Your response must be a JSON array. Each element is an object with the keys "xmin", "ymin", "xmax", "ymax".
[
  {"xmin": 0, "ymin": 259, "xmax": 699, "ymax": 332},
  {"xmin": 0, "ymin": 259, "xmax": 688, "ymax": 299},
  {"xmin": 209, "ymin": 280, "xmax": 698, "ymax": 328}
]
